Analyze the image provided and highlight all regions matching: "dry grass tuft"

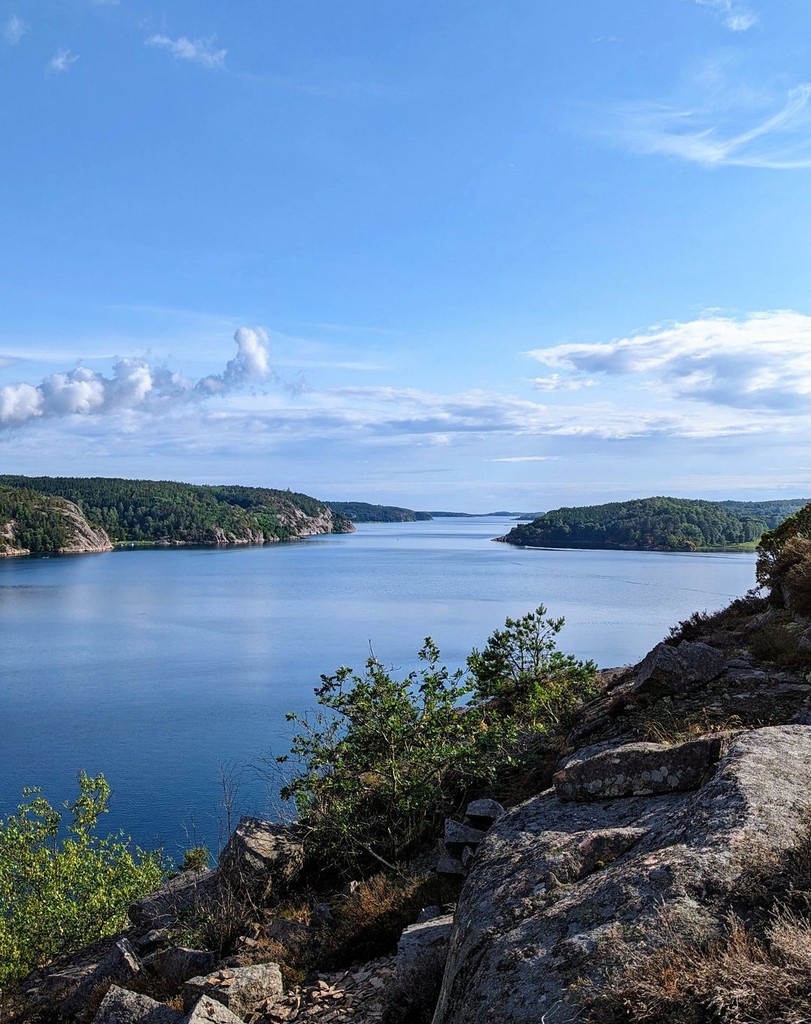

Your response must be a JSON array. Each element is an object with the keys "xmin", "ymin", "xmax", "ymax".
[
  {"xmin": 585, "ymin": 817, "xmax": 811, "ymax": 1023},
  {"xmin": 667, "ymin": 592, "xmax": 768, "ymax": 648},
  {"xmin": 589, "ymin": 915, "xmax": 811, "ymax": 1024},
  {"xmin": 635, "ymin": 708, "xmax": 745, "ymax": 745}
]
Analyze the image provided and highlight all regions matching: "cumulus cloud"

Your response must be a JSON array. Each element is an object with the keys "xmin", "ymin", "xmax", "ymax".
[
  {"xmin": 526, "ymin": 310, "xmax": 811, "ymax": 411},
  {"xmin": 3, "ymin": 15, "xmax": 26, "ymax": 45},
  {"xmin": 612, "ymin": 82, "xmax": 811, "ymax": 169},
  {"xmin": 0, "ymin": 327, "xmax": 270, "ymax": 429},
  {"xmin": 146, "ymin": 34, "xmax": 226, "ymax": 71},
  {"xmin": 695, "ymin": 0, "xmax": 757, "ymax": 31},
  {"xmin": 47, "ymin": 48, "xmax": 79, "ymax": 74},
  {"xmin": 196, "ymin": 327, "xmax": 270, "ymax": 394}
]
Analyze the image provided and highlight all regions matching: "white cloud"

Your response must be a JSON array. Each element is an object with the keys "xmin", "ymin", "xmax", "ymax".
[
  {"xmin": 146, "ymin": 34, "xmax": 226, "ymax": 71},
  {"xmin": 0, "ymin": 327, "xmax": 269, "ymax": 428},
  {"xmin": 47, "ymin": 48, "xmax": 79, "ymax": 74},
  {"xmin": 490, "ymin": 456, "xmax": 560, "ymax": 463},
  {"xmin": 531, "ymin": 373, "xmax": 597, "ymax": 393},
  {"xmin": 612, "ymin": 83, "xmax": 811, "ymax": 169},
  {"xmin": 196, "ymin": 326, "xmax": 270, "ymax": 394},
  {"xmin": 695, "ymin": 0, "xmax": 757, "ymax": 31},
  {"xmin": 527, "ymin": 310, "xmax": 811, "ymax": 411},
  {"xmin": 2, "ymin": 15, "xmax": 26, "ymax": 45}
]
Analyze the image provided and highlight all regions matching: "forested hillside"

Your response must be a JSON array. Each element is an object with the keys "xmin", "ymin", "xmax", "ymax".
[
  {"xmin": 0, "ymin": 487, "xmax": 74, "ymax": 554},
  {"xmin": 500, "ymin": 496, "xmax": 810, "ymax": 552},
  {"xmin": 326, "ymin": 501, "xmax": 432, "ymax": 522},
  {"xmin": 0, "ymin": 476, "xmax": 352, "ymax": 550}
]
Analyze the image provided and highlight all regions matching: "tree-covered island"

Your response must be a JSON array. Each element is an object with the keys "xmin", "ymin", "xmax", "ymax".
[{"xmin": 499, "ymin": 496, "xmax": 811, "ymax": 552}]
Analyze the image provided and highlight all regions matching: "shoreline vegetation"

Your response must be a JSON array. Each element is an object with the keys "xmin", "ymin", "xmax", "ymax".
[
  {"xmin": 0, "ymin": 476, "xmax": 355, "ymax": 557},
  {"xmin": 499, "ymin": 495, "xmax": 811, "ymax": 553},
  {"xmin": 2, "ymin": 477, "xmax": 810, "ymax": 558}
]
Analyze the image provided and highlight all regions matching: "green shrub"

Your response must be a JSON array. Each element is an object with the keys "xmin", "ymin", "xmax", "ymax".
[
  {"xmin": 279, "ymin": 639, "xmax": 509, "ymax": 879},
  {"xmin": 0, "ymin": 773, "xmax": 164, "ymax": 987},
  {"xmin": 180, "ymin": 846, "xmax": 210, "ymax": 872},
  {"xmin": 467, "ymin": 605, "xmax": 598, "ymax": 727}
]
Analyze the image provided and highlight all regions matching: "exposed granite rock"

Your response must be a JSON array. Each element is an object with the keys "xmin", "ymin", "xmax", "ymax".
[
  {"xmin": 183, "ymin": 965, "xmax": 283, "ymax": 1017},
  {"xmin": 0, "ymin": 495, "xmax": 113, "ymax": 557},
  {"xmin": 630, "ymin": 641, "xmax": 725, "ymax": 698},
  {"xmin": 443, "ymin": 820, "xmax": 487, "ymax": 852},
  {"xmin": 433, "ymin": 725, "xmax": 811, "ymax": 1024},
  {"xmin": 143, "ymin": 948, "xmax": 218, "ymax": 987},
  {"xmin": 129, "ymin": 870, "xmax": 219, "ymax": 931},
  {"xmin": 183, "ymin": 996, "xmax": 244, "ymax": 1024},
  {"xmin": 218, "ymin": 818, "xmax": 304, "ymax": 905},
  {"xmin": 464, "ymin": 799, "xmax": 505, "ymax": 829},
  {"xmin": 554, "ymin": 733, "xmax": 733, "ymax": 800},
  {"xmin": 61, "ymin": 939, "xmax": 143, "ymax": 1022},
  {"xmin": 397, "ymin": 910, "xmax": 454, "ymax": 980},
  {"xmin": 92, "ymin": 986, "xmax": 181, "ymax": 1024}
]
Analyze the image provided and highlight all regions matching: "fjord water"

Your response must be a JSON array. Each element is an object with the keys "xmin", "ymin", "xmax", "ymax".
[{"xmin": 0, "ymin": 517, "xmax": 755, "ymax": 857}]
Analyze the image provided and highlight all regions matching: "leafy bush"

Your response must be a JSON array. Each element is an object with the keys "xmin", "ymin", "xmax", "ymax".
[
  {"xmin": 180, "ymin": 846, "xmax": 210, "ymax": 872},
  {"xmin": 467, "ymin": 605, "xmax": 598, "ymax": 726},
  {"xmin": 280, "ymin": 610, "xmax": 597, "ymax": 878},
  {"xmin": 0, "ymin": 773, "xmax": 164, "ymax": 987},
  {"xmin": 279, "ymin": 640, "xmax": 508, "ymax": 878}
]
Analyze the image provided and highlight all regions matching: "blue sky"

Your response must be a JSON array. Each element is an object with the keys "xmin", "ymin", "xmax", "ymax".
[{"xmin": 2, "ymin": 0, "xmax": 811, "ymax": 511}]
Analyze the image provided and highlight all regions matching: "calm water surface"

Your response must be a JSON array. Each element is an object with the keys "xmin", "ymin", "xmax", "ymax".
[{"xmin": 0, "ymin": 517, "xmax": 756, "ymax": 856}]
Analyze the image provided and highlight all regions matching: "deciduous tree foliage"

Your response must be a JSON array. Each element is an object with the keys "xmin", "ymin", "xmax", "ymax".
[
  {"xmin": 0, "ymin": 773, "xmax": 163, "ymax": 987},
  {"xmin": 280, "ymin": 611, "xmax": 597, "ymax": 878}
]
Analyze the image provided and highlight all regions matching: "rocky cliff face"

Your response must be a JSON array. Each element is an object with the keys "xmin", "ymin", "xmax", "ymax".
[
  {"xmin": 56, "ymin": 499, "xmax": 114, "ymax": 554},
  {"xmin": 0, "ymin": 495, "xmax": 113, "ymax": 556}
]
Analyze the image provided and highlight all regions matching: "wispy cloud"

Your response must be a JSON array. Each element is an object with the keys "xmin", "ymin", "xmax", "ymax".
[
  {"xmin": 0, "ymin": 327, "xmax": 269, "ymax": 428},
  {"xmin": 47, "ymin": 48, "xmax": 79, "ymax": 74},
  {"xmin": 490, "ymin": 456, "xmax": 560, "ymax": 463},
  {"xmin": 612, "ymin": 82, "xmax": 811, "ymax": 169},
  {"xmin": 526, "ymin": 310, "xmax": 811, "ymax": 411},
  {"xmin": 146, "ymin": 34, "xmax": 226, "ymax": 71},
  {"xmin": 695, "ymin": 0, "xmax": 757, "ymax": 32},
  {"xmin": 2, "ymin": 14, "xmax": 26, "ymax": 45},
  {"xmin": 531, "ymin": 373, "xmax": 597, "ymax": 393}
]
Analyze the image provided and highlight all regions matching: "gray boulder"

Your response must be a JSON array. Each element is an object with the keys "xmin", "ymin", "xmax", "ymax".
[
  {"xmin": 631, "ymin": 641, "xmax": 725, "ymax": 698},
  {"xmin": 92, "ymin": 986, "xmax": 181, "ymax": 1024},
  {"xmin": 443, "ymin": 820, "xmax": 486, "ymax": 852},
  {"xmin": 217, "ymin": 818, "xmax": 303, "ymax": 905},
  {"xmin": 554, "ymin": 733, "xmax": 733, "ymax": 801},
  {"xmin": 61, "ymin": 939, "xmax": 143, "ymax": 1021},
  {"xmin": 397, "ymin": 911, "xmax": 454, "ymax": 980},
  {"xmin": 144, "ymin": 947, "xmax": 218, "ymax": 988},
  {"xmin": 182, "ymin": 964, "xmax": 283, "ymax": 1017},
  {"xmin": 129, "ymin": 870, "xmax": 218, "ymax": 931},
  {"xmin": 464, "ymin": 798, "xmax": 505, "ymax": 828},
  {"xmin": 433, "ymin": 725, "xmax": 811, "ymax": 1024},
  {"xmin": 183, "ymin": 996, "xmax": 244, "ymax": 1024}
]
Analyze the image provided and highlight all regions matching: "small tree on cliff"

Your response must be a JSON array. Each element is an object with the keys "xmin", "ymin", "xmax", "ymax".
[
  {"xmin": 278, "ymin": 640, "xmax": 506, "ymax": 879},
  {"xmin": 467, "ymin": 605, "xmax": 598, "ymax": 726},
  {"xmin": 757, "ymin": 504, "xmax": 811, "ymax": 615}
]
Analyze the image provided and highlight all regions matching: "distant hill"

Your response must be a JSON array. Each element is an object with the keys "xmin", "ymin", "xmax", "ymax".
[
  {"xmin": 499, "ymin": 496, "xmax": 811, "ymax": 552},
  {"xmin": 0, "ymin": 476, "xmax": 353, "ymax": 554},
  {"xmin": 325, "ymin": 501, "xmax": 432, "ymax": 523}
]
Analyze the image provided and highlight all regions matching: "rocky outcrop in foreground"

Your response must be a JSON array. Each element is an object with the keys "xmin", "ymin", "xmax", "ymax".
[
  {"xmin": 434, "ymin": 725, "xmax": 811, "ymax": 1024},
  {"xmin": 18, "ymin": 591, "xmax": 811, "ymax": 1024}
]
